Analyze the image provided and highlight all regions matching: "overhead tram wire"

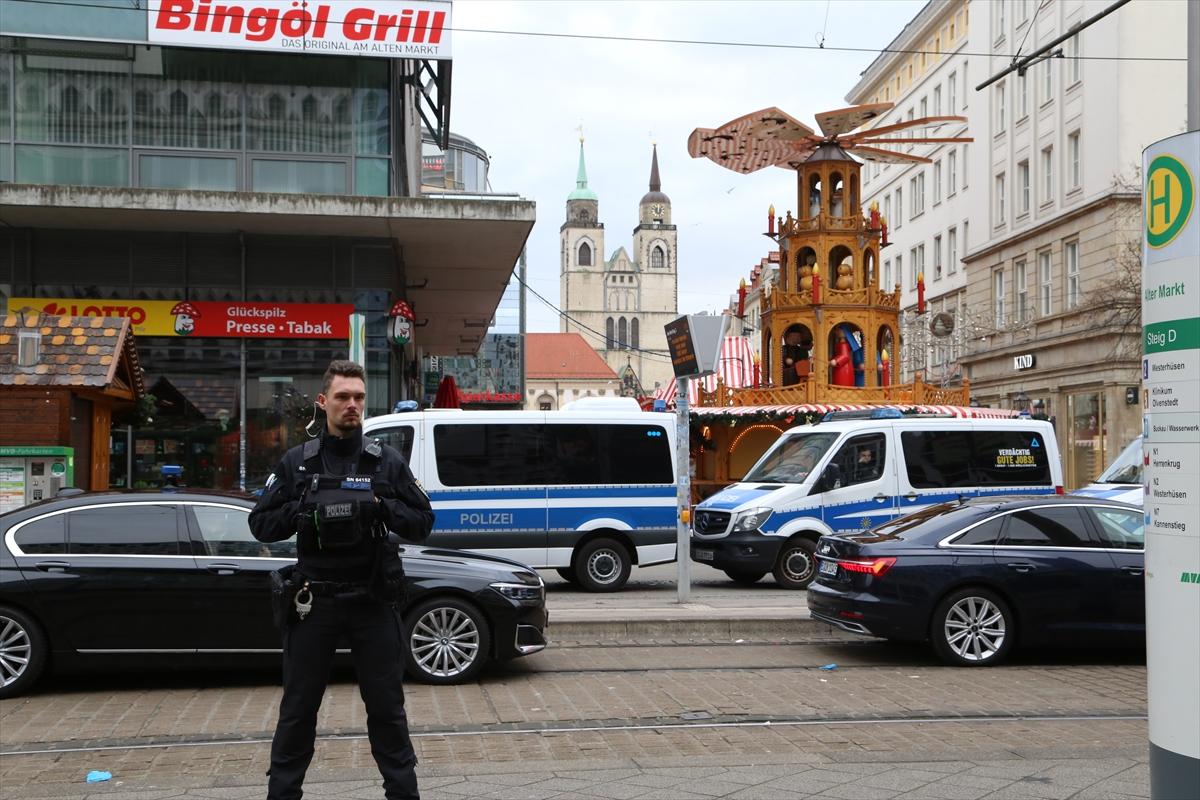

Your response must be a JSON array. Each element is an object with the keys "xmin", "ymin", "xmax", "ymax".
[
  {"xmin": 513, "ymin": 272, "xmax": 677, "ymax": 365},
  {"xmin": 11, "ymin": 0, "xmax": 1188, "ymax": 64}
]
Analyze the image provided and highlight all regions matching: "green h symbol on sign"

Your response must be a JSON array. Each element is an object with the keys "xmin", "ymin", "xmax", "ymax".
[{"xmin": 1149, "ymin": 171, "xmax": 1172, "ymax": 229}]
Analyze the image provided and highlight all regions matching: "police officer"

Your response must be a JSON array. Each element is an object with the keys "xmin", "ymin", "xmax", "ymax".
[{"xmin": 250, "ymin": 359, "xmax": 433, "ymax": 800}]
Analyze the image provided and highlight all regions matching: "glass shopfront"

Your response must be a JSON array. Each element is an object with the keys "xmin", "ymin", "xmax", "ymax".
[
  {"xmin": 0, "ymin": 39, "xmax": 393, "ymax": 195},
  {"xmin": 1065, "ymin": 391, "xmax": 1107, "ymax": 490}
]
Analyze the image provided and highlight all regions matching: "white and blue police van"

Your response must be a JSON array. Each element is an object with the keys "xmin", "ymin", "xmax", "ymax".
[
  {"xmin": 363, "ymin": 398, "xmax": 676, "ymax": 592},
  {"xmin": 690, "ymin": 409, "xmax": 1063, "ymax": 589},
  {"xmin": 1073, "ymin": 435, "xmax": 1143, "ymax": 506}
]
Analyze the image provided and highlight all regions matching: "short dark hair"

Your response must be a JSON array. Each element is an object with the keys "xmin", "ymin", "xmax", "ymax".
[{"xmin": 322, "ymin": 360, "xmax": 366, "ymax": 394}]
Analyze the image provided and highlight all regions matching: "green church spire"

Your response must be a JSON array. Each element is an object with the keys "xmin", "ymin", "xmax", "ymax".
[{"xmin": 568, "ymin": 138, "xmax": 598, "ymax": 202}]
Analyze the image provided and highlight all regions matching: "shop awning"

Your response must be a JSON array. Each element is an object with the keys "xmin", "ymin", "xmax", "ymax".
[
  {"xmin": 0, "ymin": 184, "xmax": 535, "ymax": 354},
  {"xmin": 687, "ymin": 404, "xmax": 1019, "ymax": 420}
]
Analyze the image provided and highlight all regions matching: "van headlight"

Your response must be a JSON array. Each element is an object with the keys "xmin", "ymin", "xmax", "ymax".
[
  {"xmin": 732, "ymin": 508, "xmax": 773, "ymax": 531},
  {"xmin": 490, "ymin": 581, "xmax": 544, "ymax": 604}
]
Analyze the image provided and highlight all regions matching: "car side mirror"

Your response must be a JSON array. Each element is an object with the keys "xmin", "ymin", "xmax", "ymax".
[{"xmin": 814, "ymin": 463, "xmax": 842, "ymax": 493}]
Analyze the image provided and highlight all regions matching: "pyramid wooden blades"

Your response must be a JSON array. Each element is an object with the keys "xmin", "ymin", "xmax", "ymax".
[{"xmin": 814, "ymin": 103, "xmax": 892, "ymax": 138}]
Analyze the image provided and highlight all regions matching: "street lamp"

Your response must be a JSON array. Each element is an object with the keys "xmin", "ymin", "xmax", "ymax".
[{"xmin": 1014, "ymin": 392, "xmax": 1030, "ymax": 413}]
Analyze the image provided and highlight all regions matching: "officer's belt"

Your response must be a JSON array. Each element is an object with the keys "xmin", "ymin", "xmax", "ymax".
[{"xmin": 298, "ymin": 578, "xmax": 369, "ymax": 596}]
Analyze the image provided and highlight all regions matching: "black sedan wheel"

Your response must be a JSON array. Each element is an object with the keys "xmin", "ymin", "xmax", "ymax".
[
  {"xmin": 772, "ymin": 538, "xmax": 817, "ymax": 589},
  {"xmin": 0, "ymin": 606, "xmax": 47, "ymax": 700},
  {"xmin": 931, "ymin": 588, "xmax": 1014, "ymax": 667},
  {"xmin": 404, "ymin": 597, "xmax": 490, "ymax": 685}
]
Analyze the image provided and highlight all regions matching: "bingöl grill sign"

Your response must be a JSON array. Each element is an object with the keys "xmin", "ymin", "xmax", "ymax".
[{"xmin": 148, "ymin": 0, "xmax": 452, "ymax": 58}]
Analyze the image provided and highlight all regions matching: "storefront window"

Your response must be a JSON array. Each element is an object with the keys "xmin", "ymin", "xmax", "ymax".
[
  {"xmin": 15, "ymin": 54, "xmax": 129, "ymax": 146},
  {"xmin": 132, "ymin": 48, "xmax": 242, "ymax": 150},
  {"xmin": 1066, "ymin": 391, "xmax": 1106, "ymax": 489},
  {"xmin": 252, "ymin": 159, "xmax": 347, "ymax": 194},
  {"xmin": 16, "ymin": 144, "xmax": 127, "ymax": 186}
]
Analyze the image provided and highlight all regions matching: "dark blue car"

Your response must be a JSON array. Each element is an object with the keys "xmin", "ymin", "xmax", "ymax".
[{"xmin": 808, "ymin": 496, "xmax": 1144, "ymax": 666}]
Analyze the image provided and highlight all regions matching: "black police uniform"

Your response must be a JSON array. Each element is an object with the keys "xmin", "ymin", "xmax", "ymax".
[{"xmin": 250, "ymin": 427, "xmax": 433, "ymax": 800}]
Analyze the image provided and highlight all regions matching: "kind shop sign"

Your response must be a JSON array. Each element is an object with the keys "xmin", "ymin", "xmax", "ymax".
[
  {"xmin": 12, "ymin": 298, "xmax": 354, "ymax": 339},
  {"xmin": 148, "ymin": 0, "xmax": 452, "ymax": 59}
]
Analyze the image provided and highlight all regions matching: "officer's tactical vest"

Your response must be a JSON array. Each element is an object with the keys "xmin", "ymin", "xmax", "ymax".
[{"xmin": 297, "ymin": 436, "xmax": 384, "ymax": 552}]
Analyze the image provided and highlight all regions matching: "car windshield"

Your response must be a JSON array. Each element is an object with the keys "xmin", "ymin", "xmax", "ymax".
[
  {"xmin": 1095, "ymin": 437, "xmax": 1142, "ymax": 485},
  {"xmin": 743, "ymin": 431, "xmax": 839, "ymax": 484}
]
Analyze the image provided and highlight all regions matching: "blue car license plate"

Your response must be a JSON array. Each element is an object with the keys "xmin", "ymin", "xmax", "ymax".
[{"xmin": 818, "ymin": 559, "xmax": 838, "ymax": 577}]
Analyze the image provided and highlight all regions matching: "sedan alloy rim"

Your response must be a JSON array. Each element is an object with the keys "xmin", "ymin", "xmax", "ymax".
[
  {"xmin": 0, "ymin": 616, "xmax": 31, "ymax": 687},
  {"xmin": 410, "ymin": 607, "xmax": 480, "ymax": 678},
  {"xmin": 944, "ymin": 596, "xmax": 1006, "ymax": 662}
]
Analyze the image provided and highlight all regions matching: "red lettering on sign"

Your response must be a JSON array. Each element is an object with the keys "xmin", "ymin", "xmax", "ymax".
[{"xmin": 155, "ymin": 0, "xmax": 193, "ymax": 30}]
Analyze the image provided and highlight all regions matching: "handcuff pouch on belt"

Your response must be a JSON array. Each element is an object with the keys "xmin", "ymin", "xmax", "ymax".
[
  {"xmin": 269, "ymin": 564, "xmax": 299, "ymax": 628},
  {"xmin": 297, "ymin": 473, "xmax": 378, "ymax": 551}
]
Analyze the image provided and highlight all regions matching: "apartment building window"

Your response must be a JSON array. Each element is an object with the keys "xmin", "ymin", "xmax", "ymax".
[
  {"xmin": 1016, "ymin": 260, "xmax": 1029, "ymax": 322},
  {"xmin": 1018, "ymin": 160, "xmax": 1030, "ymax": 214},
  {"xmin": 911, "ymin": 173, "xmax": 925, "ymax": 217},
  {"xmin": 1018, "ymin": 73, "xmax": 1028, "ymax": 118},
  {"xmin": 933, "ymin": 235, "xmax": 943, "ymax": 280},
  {"xmin": 895, "ymin": 187, "xmax": 903, "ymax": 227},
  {"xmin": 947, "ymin": 227, "xmax": 958, "ymax": 274},
  {"xmin": 933, "ymin": 86, "xmax": 942, "ymax": 116},
  {"xmin": 963, "ymin": 62, "xmax": 968, "ymax": 108},
  {"xmin": 948, "ymin": 150, "xmax": 958, "ymax": 196},
  {"xmin": 962, "ymin": 144, "xmax": 969, "ymax": 187},
  {"xmin": 1042, "ymin": 58, "xmax": 1053, "ymax": 103},
  {"xmin": 884, "ymin": 259, "xmax": 892, "ymax": 288},
  {"xmin": 996, "ymin": 0, "xmax": 1006, "ymax": 40},
  {"xmin": 963, "ymin": 220, "xmax": 969, "ymax": 252},
  {"xmin": 911, "ymin": 244, "xmax": 925, "ymax": 289},
  {"xmin": 1018, "ymin": 0, "xmax": 1028, "ymax": 22},
  {"xmin": 994, "ymin": 269, "xmax": 1006, "ymax": 326},
  {"xmin": 1042, "ymin": 146, "xmax": 1054, "ymax": 204},
  {"xmin": 1068, "ymin": 34, "xmax": 1081, "ymax": 85},
  {"xmin": 1038, "ymin": 250, "xmax": 1053, "ymax": 316},
  {"xmin": 1068, "ymin": 131, "xmax": 1081, "ymax": 190},
  {"xmin": 948, "ymin": 72, "xmax": 957, "ymax": 111},
  {"xmin": 933, "ymin": 160, "xmax": 943, "ymax": 205},
  {"xmin": 895, "ymin": 254, "xmax": 903, "ymax": 292},
  {"xmin": 1066, "ymin": 241, "xmax": 1080, "ymax": 308},
  {"xmin": 906, "ymin": 107, "xmax": 915, "ymax": 141},
  {"xmin": 920, "ymin": 96, "xmax": 928, "ymax": 119},
  {"xmin": 995, "ymin": 173, "xmax": 1007, "ymax": 225},
  {"xmin": 884, "ymin": 194, "xmax": 891, "ymax": 226},
  {"xmin": 996, "ymin": 81, "xmax": 1006, "ymax": 132}
]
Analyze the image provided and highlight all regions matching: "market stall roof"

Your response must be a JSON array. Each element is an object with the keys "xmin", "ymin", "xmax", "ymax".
[
  {"xmin": 0, "ymin": 184, "xmax": 535, "ymax": 355},
  {"xmin": 655, "ymin": 336, "xmax": 756, "ymax": 405},
  {"xmin": 0, "ymin": 312, "xmax": 144, "ymax": 400},
  {"xmin": 687, "ymin": 404, "xmax": 1019, "ymax": 420}
]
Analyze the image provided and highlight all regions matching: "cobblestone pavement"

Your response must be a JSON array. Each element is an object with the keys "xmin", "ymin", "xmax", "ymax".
[{"xmin": 0, "ymin": 640, "xmax": 1149, "ymax": 797}]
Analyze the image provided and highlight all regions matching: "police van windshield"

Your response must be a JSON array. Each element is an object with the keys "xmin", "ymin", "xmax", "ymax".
[
  {"xmin": 1096, "ymin": 436, "xmax": 1142, "ymax": 485},
  {"xmin": 743, "ymin": 431, "xmax": 839, "ymax": 484}
]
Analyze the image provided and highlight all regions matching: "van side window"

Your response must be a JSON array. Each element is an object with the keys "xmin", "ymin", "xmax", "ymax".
[
  {"xmin": 546, "ymin": 424, "xmax": 673, "ymax": 485},
  {"xmin": 901, "ymin": 430, "xmax": 972, "ymax": 488},
  {"xmin": 971, "ymin": 430, "xmax": 1051, "ymax": 485},
  {"xmin": 829, "ymin": 433, "xmax": 886, "ymax": 487},
  {"xmin": 434, "ymin": 424, "xmax": 545, "ymax": 487},
  {"xmin": 372, "ymin": 425, "xmax": 415, "ymax": 462}
]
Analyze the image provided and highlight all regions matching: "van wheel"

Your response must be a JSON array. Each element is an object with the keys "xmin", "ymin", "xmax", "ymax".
[
  {"xmin": 575, "ymin": 538, "xmax": 631, "ymax": 592},
  {"xmin": 931, "ymin": 588, "xmax": 1014, "ymax": 667},
  {"xmin": 555, "ymin": 568, "xmax": 580, "ymax": 584},
  {"xmin": 772, "ymin": 538, "xmax": 817, "ymax": 589},
  {"xmin": 0, "ymin": 606, "xmax": 48, "ymax": 699},
  {"xmin": 404, "ymin": 597, "xmax": 490, "ymax": 685},
  {"xmin": 724, "ymin": 569, "xmax": 766, "ymax": 585}
]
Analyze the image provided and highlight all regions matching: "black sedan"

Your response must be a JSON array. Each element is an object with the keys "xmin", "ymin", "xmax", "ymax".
[
  {"xmin": 0, "ymin": 491, "xmax": 548, "ymax": 698},
  {"xmin": 808, "ymin": 496, "xmax": 1144, "ymax": 666}
]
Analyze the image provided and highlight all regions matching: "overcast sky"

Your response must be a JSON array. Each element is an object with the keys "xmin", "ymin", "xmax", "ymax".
[{"xmin": 446, "ymin": 0, "xmax": 926, "ymax": 332}]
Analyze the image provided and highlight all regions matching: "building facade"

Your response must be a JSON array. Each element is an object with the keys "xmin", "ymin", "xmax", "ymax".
[
  {"xmin": 523, "ymin": 332, "xmax": 619, "ymax": 410},
  {"xmin": 559, "ymin": 142, "xmax": 677, "ymax": 395},
  {"xmin": 847, "ymin": 0, "xmax": 974, "ymax": 388},
  {"xmin": 963, "ymin": 0, "xmax": 1188, "ymax": 488},
  {"xmin": 0, "ymin": 1, "xmax": 535, "ymax": 492}
]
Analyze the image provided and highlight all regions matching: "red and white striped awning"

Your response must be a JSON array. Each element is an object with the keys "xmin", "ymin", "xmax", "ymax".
[
  {"xmin": 687, "ymin": 403, "xmax": 1019, "ymax": 420},
  {"xmin": 655, "ymin": 336, "xmax": 757, "ymax": 405}
]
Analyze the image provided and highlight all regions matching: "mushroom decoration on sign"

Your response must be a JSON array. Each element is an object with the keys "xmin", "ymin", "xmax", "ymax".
[
  {"xmin": 169, "ymin": 301, "xmax": 201, "ymax": 336},
  {"xmin": 388, "ymin": 299, "xmax": 415, "ymax": 347}
]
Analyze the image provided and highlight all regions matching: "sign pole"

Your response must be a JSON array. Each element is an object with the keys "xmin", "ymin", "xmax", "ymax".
[{"xmin": 676, "ymin": 375, "xmax": 691, "ymax": 604}]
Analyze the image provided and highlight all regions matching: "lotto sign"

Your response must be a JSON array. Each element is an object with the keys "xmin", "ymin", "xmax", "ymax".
[{"xmin": 1146, "ymin": 154, "xmax": 1194, "ymax": 249}]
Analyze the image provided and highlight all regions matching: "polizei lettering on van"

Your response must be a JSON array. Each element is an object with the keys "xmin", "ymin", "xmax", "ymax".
[{"xmin": 460, "ymin": 512, "xmax": 514, "ymax": 526}]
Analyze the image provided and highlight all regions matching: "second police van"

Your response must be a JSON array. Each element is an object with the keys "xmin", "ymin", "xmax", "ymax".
[
  {"xmin": 690, "ymin": 410, "xmax": 1064, "ymax": 589},
  {"xmin": 363, "ymin": 398, "xmax": 676, "ymax": 592}
]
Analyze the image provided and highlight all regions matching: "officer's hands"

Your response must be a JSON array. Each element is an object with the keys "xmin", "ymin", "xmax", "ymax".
[{"xmin": 358, "ymin": 498, "xmax": 383, "ymax": 523}]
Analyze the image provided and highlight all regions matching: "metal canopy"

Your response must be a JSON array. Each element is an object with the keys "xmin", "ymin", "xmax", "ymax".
[{"xmin": 0, "ymin": 184, "xmax": 535, "ymax": 354}]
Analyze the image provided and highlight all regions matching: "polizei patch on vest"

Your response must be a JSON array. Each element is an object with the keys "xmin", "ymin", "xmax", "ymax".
[{"xmin": 324, "ymin": 502, "xmax": 355, "ymax": 519}]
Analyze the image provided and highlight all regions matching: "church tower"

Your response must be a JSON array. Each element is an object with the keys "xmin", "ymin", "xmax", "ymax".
[
  {"xmin": 559, "ymin": 142, "xmax": 679, "ymax": 396},
  {"xmin": 560, "ymin": 139, "xmax": 605, "ymax": 337}
]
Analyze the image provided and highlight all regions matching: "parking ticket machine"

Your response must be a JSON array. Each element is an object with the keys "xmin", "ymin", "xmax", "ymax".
[{"xmin": 0, "ymin": 446, "xmax": 75, "ymax": 512}]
